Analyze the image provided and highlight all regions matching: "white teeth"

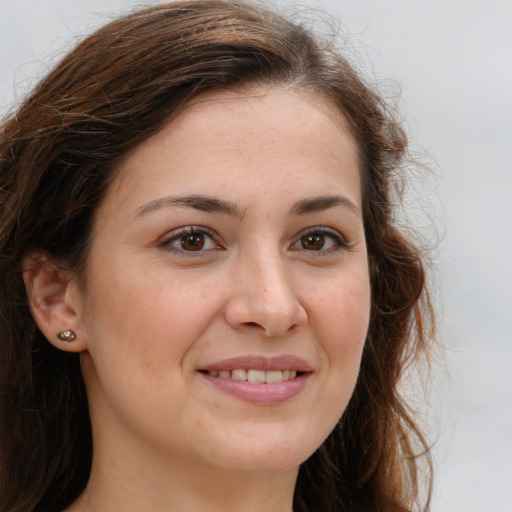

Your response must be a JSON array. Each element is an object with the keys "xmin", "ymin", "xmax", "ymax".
[
  {"xmin": 231, "ymin": 369, "xmax": 247, "ymax": 381},
  {"xmin": 208, "ymin": 369, "xmax": 300, "ymax": 382},
  {"xmin": 265, "ymin": 370, "xmax": 283, "ymax": 383},
  {"xmin": 247, "ymin": 369, "xmax": 266, "ymax": 383}
]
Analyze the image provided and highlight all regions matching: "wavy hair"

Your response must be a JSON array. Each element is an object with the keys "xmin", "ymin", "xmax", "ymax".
[{"xmin": 0, "ymin": 1, "xmax": 434, "ymax": 511}]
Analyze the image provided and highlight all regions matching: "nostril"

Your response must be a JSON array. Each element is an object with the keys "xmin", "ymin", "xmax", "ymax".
[{"xmin": 244, "ymin": 322, "xmax": 260, "ymax": 328}]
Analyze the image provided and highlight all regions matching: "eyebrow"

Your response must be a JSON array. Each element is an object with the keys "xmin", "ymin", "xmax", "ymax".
[
  {"xmin": 135, "ymin": 194, "xmax": 245, "ymax": 219},
  {"xmin": 134, "ymin": 193, "xmax": 360, "ymax": 219},
  {"xmin": 292, "ymin": 195, "xmax": 361, "ymax": 218}
]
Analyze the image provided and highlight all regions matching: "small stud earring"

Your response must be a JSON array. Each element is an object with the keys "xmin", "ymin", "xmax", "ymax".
[{"xmin": 57, "ymin": 330, "xmax": 77, "ymax": 342}]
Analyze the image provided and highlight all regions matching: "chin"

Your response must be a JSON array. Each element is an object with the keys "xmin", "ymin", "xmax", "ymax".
[
  {"xmin": 196, "ymin": 422, "xmax": 327, "ymax": 473},
  {"xmin": 208, "ymin": 449, "xmax": 307, "ymax": 473}
]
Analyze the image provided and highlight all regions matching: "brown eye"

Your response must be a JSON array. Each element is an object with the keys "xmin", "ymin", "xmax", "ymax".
[
  {"xmin": 301, "ymin": 233, "xmax": 325, "ymax": 251},
  {"xmin": 181, "ymin": 233, "xmax": 205, "ymax": 251},
  {"xmin": 290, "ymin": 228, "xmax": 346, "ymax": 254},
  {"xmin": 161, "ymin": 227, "xmax": 219, "ymax": 254}
]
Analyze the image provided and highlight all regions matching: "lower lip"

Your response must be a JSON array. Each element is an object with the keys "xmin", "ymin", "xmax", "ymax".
[{"xmin": 201, "ymin": 372, "xmax": 311, "ymax": 405}]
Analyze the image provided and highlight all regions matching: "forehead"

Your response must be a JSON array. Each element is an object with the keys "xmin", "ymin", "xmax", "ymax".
[{"xmin": 106, "ymin": 87, "xmax": 362, "ymax": 214}]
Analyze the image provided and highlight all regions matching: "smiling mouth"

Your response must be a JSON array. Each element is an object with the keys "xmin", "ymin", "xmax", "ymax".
[
  {"xmin": 202, "ymin": 369, "xmax": 304, "ymax": 383},
  {"xmin": 199, "ymin": 360, "xmax": 311, "ymax": 403}
]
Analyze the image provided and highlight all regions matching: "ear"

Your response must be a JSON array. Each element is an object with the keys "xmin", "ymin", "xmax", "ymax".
[{"xmin": 22, "ymin": 252, "xmax": 87, "ymax": 353}]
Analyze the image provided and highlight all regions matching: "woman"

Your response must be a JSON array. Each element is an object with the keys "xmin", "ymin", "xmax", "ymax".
[{"xmin": 0, "ymin": 1, "xmax": 435, "ymax": 511}]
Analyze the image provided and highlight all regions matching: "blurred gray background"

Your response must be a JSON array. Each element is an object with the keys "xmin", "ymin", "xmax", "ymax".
[{"xmin": 1, "ymin": 1, "xmax": 511, "ymax": 510}]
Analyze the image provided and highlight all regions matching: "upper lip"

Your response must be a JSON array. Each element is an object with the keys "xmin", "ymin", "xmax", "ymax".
[{"xmin": 199, "ymin": 355, "xmax": 313, "ymax": 373}]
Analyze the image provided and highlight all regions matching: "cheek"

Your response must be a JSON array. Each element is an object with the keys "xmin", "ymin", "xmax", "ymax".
[
  {"xmin": 78, "ymin": 268, "xmax": 223, "ymax": 433},
  {"xmin": 312, "ymin": 271, "xmax": 371, "ymax": 396},
  {"xmin": 299, "ymin": 273, "xmax": 370, "ymax": 446},
  {"xmin": 314, "ymin": 271, "xmax": 371, "ymax": 345},
  {"xmin": 82, "ymin": 264, "xmax": 224, "ymax": 372}
]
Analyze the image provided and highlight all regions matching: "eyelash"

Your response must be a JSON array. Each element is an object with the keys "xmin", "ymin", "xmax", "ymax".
[
  {"xmin": 159, "ymin": 226, "xmax": 349, "ymax": 256},
  {"xmin": 159, "ymin": 226, "xmax": 221, "ymax": 255},
  {"xmin": 290, "ymin": 227, "xmax": 349, "ymax": 255}
]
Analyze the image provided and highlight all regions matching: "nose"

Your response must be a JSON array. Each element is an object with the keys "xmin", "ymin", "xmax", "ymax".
[{"xmin": 224, "ymin": 250, "xmax": 307, "ymax": 337}]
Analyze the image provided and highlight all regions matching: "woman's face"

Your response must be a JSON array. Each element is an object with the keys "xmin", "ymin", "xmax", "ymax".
[{"xmin": 75, "ymin": 88, "xmax": 371, "ymax": 475}]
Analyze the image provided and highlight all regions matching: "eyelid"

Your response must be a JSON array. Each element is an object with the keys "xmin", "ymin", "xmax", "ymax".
[
  {"xmin": 159, "ymin": 225, "xmax": 223, "ymax": 254},
  {"xmin": 290, "ymin": 226, "xmax": 350, "ymax": 253},
  {"xmin": 158, "ymin": 225, "xmax": 350, "ymax": 256}
]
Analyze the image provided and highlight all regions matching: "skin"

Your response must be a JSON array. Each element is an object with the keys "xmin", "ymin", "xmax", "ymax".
[{"xmin": 25, "ymin": 87, "xmax": 371, "ymax": 512}]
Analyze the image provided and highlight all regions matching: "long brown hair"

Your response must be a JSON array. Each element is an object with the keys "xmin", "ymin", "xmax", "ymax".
[{"xmin": 0, "ymin": 1, "xmax": 434, "ymax": 511}]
